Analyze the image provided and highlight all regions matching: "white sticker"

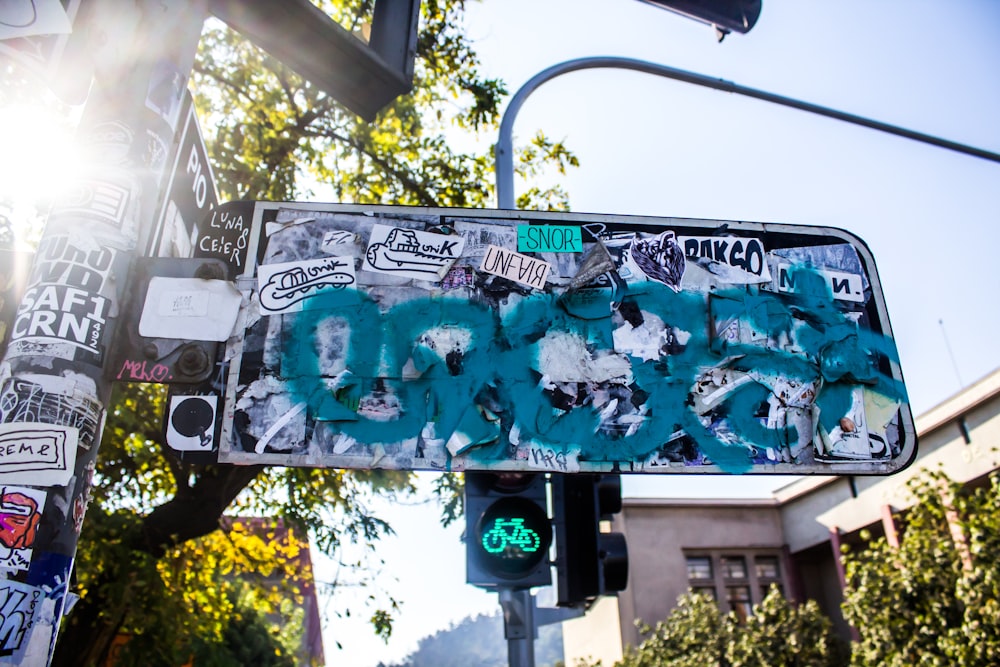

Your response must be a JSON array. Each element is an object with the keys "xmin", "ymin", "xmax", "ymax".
[
  {"xmin": 363, "ymin": 224, "xmax": 465, "ymax": 281},
  {"xmin": 158, "ymin": 290, "xmax": 210, "ymax": 318},
  {"xmin": 0, "ymin": 423, "xmax": 79, "ymax": 487},
  {"xmin": 321, "ymin": 230, "xmax": 356, "ymax": 253},
  {"xmin": 776, "ymin": 263, "xmax": 865, "ymax": 303},
  {"xmin": 139, "ymin": 277, "xmax": 242, "ymax": 341},
  {"xmin": 165, "ymin": 395, "xmax": 218, "ymax": 451},
  {"xmin": 257, "ymin": 256, "xmax": 357, "ymax": 314},
  {"xmin": 479, "ymin": 245, "xmax": 551, "ymax": 290},
  {"xmin": 678, "ymin": 235, "xmax": 771, "ymax": 282}
]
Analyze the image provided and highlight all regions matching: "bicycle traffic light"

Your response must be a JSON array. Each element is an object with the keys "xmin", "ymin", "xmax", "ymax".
[
  {"xmin": 465, "ymin": 472, "xmax": 552, "ymax": 589},
  {"xmin": 552, "ymin": 473, "xmax": 629, "ymax": 606}
]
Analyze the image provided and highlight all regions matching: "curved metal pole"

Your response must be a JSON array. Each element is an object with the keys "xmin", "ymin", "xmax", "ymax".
[{"xmin": 495, "ymin": 56, "xmax": 1000, "ymax": 209}]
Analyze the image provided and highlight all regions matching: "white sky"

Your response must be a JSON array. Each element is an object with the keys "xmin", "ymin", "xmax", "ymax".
[{"xmin": 325, "ymin": 0, "xmax": 1000, "ymax": 664}]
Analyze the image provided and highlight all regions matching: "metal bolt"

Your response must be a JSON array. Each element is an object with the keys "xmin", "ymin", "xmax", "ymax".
[
  {"xmin": 177, "ymin": 345, "xmax": 210, "ymax": 377},
  {"xmin": 195, "ymin": 262, "xmax": 226, "ymax": 280}
]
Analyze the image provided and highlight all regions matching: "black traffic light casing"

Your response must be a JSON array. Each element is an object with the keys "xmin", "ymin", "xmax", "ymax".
[
  {"xmin": 553, "ymin": 473, "xmax": 629, "ymax": 606},
  {"xmin": 639, "ymin": 0, "xmax": 762, "ymax": 36},
  {"xmin": 465, "ymin": 472, "xmax": 552, "ymax": 589}
]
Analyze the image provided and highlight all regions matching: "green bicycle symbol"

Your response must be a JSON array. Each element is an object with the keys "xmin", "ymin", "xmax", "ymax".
[{"xmin": 481, "ymin": 517, "xmax": 541, "ymax": 554}]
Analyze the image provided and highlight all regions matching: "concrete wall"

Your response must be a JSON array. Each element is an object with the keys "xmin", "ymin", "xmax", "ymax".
[
  {"xmin": 561, "ymin": 499, "xmax": 783, "ymax": 665},
  {"xmin": 562, "ymin": 596, "xmax": 624, "ymax": 667},
  {"xmin": 615, "ymin": 499, "xmax": 784, "ymax": 647}
]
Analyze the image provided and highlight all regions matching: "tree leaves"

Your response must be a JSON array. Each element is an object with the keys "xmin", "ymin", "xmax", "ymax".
[
  {"xmin": 841, "ymin": 469, "xmax": 1000, "ymax": 666},
  {"xmin": 192, "ymin": 1, "xmax": 576, "ymax": 209},
  {"xmin": 599, "ymin": 589, "xmax": 843, "ymax": 667}
]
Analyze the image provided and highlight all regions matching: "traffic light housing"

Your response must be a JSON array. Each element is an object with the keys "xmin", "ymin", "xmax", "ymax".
[
  {"xmin": 639, "ymin": 0, "xmax": 762, "ymax": 38},
  {"xmin": 465, "ymin": 472, "xmax": 552, "ymax": 589},
  {"xmin": 553, "ymin": 473, "xmax": 629, "ymax": 606}
]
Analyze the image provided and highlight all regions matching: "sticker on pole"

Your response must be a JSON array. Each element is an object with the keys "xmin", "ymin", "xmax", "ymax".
[{"xmin": 0, "ymin": 423, "xmax": 79, "ymax": 486}]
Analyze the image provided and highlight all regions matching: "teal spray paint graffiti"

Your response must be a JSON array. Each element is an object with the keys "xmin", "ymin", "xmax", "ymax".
[{"xmin": 278, "ymin": 265, "xmax": 906, "ymax": 473}]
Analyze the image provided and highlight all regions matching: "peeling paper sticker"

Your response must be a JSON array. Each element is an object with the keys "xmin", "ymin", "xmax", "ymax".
[
  {"xmin": 567, "ymin": 240, "xmax": 616, "ymax": 290},
  {"xmin": 0, "ymin": 485, "xmax": 45, "ymax": 572},
  {"xmin": 445, "ymin": 405, "xmax": 500, "ymax": 456},
  {"xmin": 264, "ymin": 215, "xmax": 316, "ymax": 237},
  {"xmin": 814, "ymin": 386, "xmax": 877, "ymax": 461},
  {"xmin": 257, "ymin": 256, "xmax": 357, "ymax": 314},
  {"xmin": 139, "ymin": 277, "xmax": 242, "ymax": 340},
  {"xmin": 613, "ymin": 308, "xmax": 690, "ymax": 362},
  {"xmin": 538, "ymin": 331, "xmax": 631, "ymax": 384},
  {"xmin": 679, "ymin": 235, "xmax": 771, "ymax": 283},
  {"xmin": 479, "ymin": 245, "xmax": 551, "ymax": 290},
  {"xmin": 363, "ymin": 224, "xmax": 465, "ymax": 281},
  {"xmin": 0, "ymin": 579, "xmax": 43, "ymax": 662},
  {"xmin": 234, "ymin": 376, "xmax": 307, "ymax": 454},
  {"xmin": 775, "ymin": 263, "xmax": 865, "ymax": 303},
  {"xmin": 0, "ymin": 423, "xmax": 79, "ymax": 487},
  {"xmin": 517, "ymin": 225, "xmax": 582, "ymax": 253},
  {"xmin": 254, "ymin": 401, "xmax": 306, "ymax": 454}
]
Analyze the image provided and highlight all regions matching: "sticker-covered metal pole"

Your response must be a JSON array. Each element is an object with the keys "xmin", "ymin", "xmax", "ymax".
[{"xmin": 0, "ymin": 1, "xmax": 205, "ymax": 663}]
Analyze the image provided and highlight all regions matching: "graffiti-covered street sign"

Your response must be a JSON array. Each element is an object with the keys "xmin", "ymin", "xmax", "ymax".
[{"xmin": 209, "ymin": 202, "xmax": 915, "ymax": 476}]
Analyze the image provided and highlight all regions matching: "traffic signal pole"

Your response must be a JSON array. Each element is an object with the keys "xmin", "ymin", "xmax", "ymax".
[
  {"xmin": 499, "ymin": 589, "xmax": 537, "ymax": 667},
  {"xmin": 0, "ymin": 2, "xmax": 206, "ymax": 663},
  {"xmin": 465, "ymin": 472, "xmax": 588, "ymax": 667},
  {"xmin": 494, "ymin": 56, "xmax": 1000, "ymax": 209}
]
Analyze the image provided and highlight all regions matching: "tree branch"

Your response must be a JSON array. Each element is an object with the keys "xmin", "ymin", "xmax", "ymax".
[
  {"xmin": 140, "ymin": 463, "xmax": 266, "ymax": 557},
  {"xmin": 305, "ymin": 127, "xmax": 440, "ymax": 206}
]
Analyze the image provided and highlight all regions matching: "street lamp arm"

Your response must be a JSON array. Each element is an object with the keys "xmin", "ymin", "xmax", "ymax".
[{"xmin": 495, "ymin": 56, "xmax": 1000, "ymax": 209}]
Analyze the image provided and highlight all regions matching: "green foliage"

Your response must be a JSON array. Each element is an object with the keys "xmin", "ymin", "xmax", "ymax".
[
  {"xmin": 189, "ymin": 592, "xmax": 296, "ymax": 667},
  {"xmin": 728, "ymin": 588, "xmax": 844, "ymax": 667},
  {"xmin": 841, "ymin": 469, "xmax": 1000, "ymax": 667},
  {"xmin": 73, "ymin": 502, "xmax": 313, "ymax": 665},
  {"xmin": 622, "ymin": 592, "xmax": 729, "ymax": 667},
  {"xmin": 605, "ymin": 589, "xmax": 842, "ymax": 667},
  {"xmin": 192, "ymin": 0, "xmax": 576, "ymax": 208},
  {"xmin": 432, "ymin": 473, "xmax": 464, "ymax": 527}
]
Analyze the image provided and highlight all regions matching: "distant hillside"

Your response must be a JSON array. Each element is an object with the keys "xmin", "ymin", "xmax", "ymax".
[{"xmin": 378, "ymin": 612, "xmax": 563, "ymax": 667}]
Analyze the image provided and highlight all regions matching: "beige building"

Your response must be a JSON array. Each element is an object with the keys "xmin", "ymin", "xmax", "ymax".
[{"xmin": 564, "ymin": 368, "xmax": 1000, "ymax": 666}]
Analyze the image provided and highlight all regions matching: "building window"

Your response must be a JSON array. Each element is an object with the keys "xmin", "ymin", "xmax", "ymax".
[
  {"xmin": 755, "ymin": 555, "xmax": 780, "ymax": 579},
  {"xmin": 684, "ymin": 550, "xmax": 785, "ymax": 619},
  {"xmin": 726, "ymin": 585, "xmax": 752, "ymax": 622},
  {"xmin": 720, "ymin": 555, "xmax": 747, "ymax": 580},
  {"xmin": 687, "ymin": 556, "xmax": 713, "ymax": 580},
  {"xmin": 755, "ymin": 555, "xmax": 783, "ymax": 598}
]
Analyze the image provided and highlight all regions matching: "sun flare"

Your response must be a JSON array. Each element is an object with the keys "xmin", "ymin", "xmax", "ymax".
[{"xmin": 0, "ymin": 104, "xmax": 83, "ymax": 213}]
